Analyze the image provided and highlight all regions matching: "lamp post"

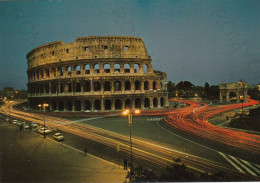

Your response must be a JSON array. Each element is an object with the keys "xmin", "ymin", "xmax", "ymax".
[
  {"xmin": 8, "ymin": 101, "xmax": 13, "ymax": 116},
  {"xmin": 38, "ymin": 103, "xmax": 49, "ymax": 138},
  {"xmin": 122, "ymin": 108, "xmax": 140, "ymax": 170}
]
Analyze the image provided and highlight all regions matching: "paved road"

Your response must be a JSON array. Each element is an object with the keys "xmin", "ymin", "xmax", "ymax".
[{"xmin": 0, "ymin": 118, "xmax": 127, "ymax": 183}]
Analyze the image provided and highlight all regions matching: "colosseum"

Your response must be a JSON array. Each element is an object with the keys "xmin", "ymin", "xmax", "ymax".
[{"xmin": 26, "ymin": 36, "xmax": 168, "ymax": 112}]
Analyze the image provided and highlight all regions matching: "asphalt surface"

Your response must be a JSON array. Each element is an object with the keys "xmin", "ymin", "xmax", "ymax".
[{"xmin": 0, "ymin": 118, "xmax": 127, "ymax": 183}]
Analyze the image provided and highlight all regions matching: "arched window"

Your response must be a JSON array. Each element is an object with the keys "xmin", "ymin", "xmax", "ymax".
[
  {"xmin": 83, "ymin": 81, "xmax": 91, "ymax": 92},
  {"xmin": 94, "ymin": 81, "xmax": 101, "ymax": 91},
  {"xmin": 94, "ymin": 64, "xmax": 100, "ymax": 74},
  {"xmin": 66, "ymin": 101, "xmax": 73, "ymax": 111},
  {"xmin": 134, "ymin": 64, "xmax": 139, "ymax": 73},
  {"xmin": 85, "ymin": 64, "xmax": 90, "ymax": 74},
  {"xmin": 114, "ymin": 63, "xmax": 120, "ymax": 73},
  {"xmin": 125, "ymin": 99, "xmax": 132, "ymax": 109},
  {"xmin": 125, "ymin": 81, "xmax": 131, "ymax": 91},
  {"xmin": 135, "ymin": 98, "xmax": 141, "ymax": 109},
  {"xmin": 75, "ymin": 100, "xmax": 81, "ymax": 111},
  {"xmin": 135, "ymin": 80, "xmax": 141, "ymax": 90},
  {"xmin": 144, "ymin": 98, "xmax": 150, "ymax": 108},
  {"xmin": 114, "ymin": 81, "xmax": 121, "ymax": 91},
  {"xmin": 67, "ymin": 66, "xmax": 72, "ymax": 76},
  {"xmin": 153, "ymin": 97, "xmax": 158, "ymax": 107},
  {"xmin": 76, "ymin": 65, "xmax": 81, "ymax": 75},
  {"xmin": 75, "ymin": 82, "xmax": 81, "ymax": 92},
  {"xmin": 94, "ymin": 99, "xmax": 101, "ymax": 110},
  {"xmin": 104, "ymin": 81, "xmax": 111, "ymax": 91},
  {"xmin": 115, "ymin": 99, "xmax": 122, "ymax": 110},
  {"xmin": 124, "ymin": 63, "xmax": 130, "ymax": 73},
  {"xmin": 45, "ymin": 69, "xmax": 50, "ymax": 78},
  {"xmin": 84, "ymin": 100, "xmax": 91, "ymax": 111},
  {"xmin": 160, "ymin": 97, "xmax": 165, "ymax": 107},
  {"xmin": 143, "ymin": 64, "xmax": 148, "ymax": 73},
  {"xmin": 153, "ymin": 81, "xmax": 157, "ymax": 90},
  {"xmin": 144, "ymin": 81, "xmax": 149, "ymax": 90},
  {"xmin": 104, "ymin": 64, "xmax": 110, "ymax": 73},
  {"xmin": 104, "ymin": 99, "xmax": 111, "ymax": 110}
]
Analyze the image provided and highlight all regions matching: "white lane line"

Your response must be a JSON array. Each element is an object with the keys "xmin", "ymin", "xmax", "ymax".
[
  {"xmin": 241, "ymin": 160, "xmax": 260, "ymax": 175},
  {"xmin": 157, "ymin": 120, "xmax": 219, "ymax": 153},
  {"xmin": 229, "ymin": 155, "xmax": 257, "ymax": 176},
  {"xmin": 218, "ymin": 152, "xmax": 245, "ymax": 174}
]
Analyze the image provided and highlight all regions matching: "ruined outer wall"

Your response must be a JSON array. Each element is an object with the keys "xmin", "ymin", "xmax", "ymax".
[{"xmin": 27, "ymin": 36, "xmax": 150, "ymax": 69}]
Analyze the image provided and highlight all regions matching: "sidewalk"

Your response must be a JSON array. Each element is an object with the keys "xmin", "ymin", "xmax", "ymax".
[{"xmin": 0, "ymin": 119, "xmax": 127, "ymax": 183}]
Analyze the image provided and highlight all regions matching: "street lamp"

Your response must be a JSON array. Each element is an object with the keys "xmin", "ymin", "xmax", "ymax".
[
  {"xmin": 38, "ymin": 103, "xmax": 49, "ymax": 138},
  {"xmin": 122, "ymin": 108, "xmax": 140, "ymax": 170},
  {"xmin": 8, "ymin": 101, "xmax": 13, "ymax": 116}
]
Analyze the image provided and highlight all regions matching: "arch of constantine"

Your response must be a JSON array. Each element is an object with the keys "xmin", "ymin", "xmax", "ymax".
[
  {"xmin": 219, "ymin": 81, "xmax": 247, "ymax": 103},
  {"xmin": 26, "ymin": 36, "xmax": 169, "ymax": 112}
]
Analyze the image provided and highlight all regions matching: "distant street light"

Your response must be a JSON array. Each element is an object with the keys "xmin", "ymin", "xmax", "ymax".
[
  {"xmin": 38, "ymin": 103, "xmax": 49, "ymax": 138},
  {"xmin": 122, "ymin": 108, "xmax": 140, "ymax": 170},
  {"xmin": 8, "ymin": 101, "xmax": 13, "ymax": 116}
]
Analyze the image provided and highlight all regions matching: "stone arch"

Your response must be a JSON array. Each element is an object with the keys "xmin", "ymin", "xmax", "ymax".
[
  {"xmin": 66, "ymin": 101, "xmax": 73, "ymax": 111},
  {"xmin": 135, "ymin": 98, "xmax": 141, "ymax": 109},
  {"xmin": 36, "ymin": 70, "xmax": 40, "ymax": 79},
  {"xmin": 125, "ymin": 99, "xmax": 132, "ymax": 109},
  {"xmin": 135, "ymin": 80, "xmax": 141, "ymax": 90},
  {"xmin": 85, "ymin": 64, "xmax": 90, "ymax": 74},
  {"xmin": 114, "ymin": 63, "xmax": 121, "ymax": 73},
  {"xmin": 144, "ymin": 81, "xmax": 149, "ymax": 90},
  {"xmin": 104, "ymin": 99, "xmax": 111, "ymax": 110},
  {"xmin": 104, "ymin": 81, "xmax": 111, "ymax": 91},
  {"xmin": 59, "ymin": 83, "xmax": 64, "ymax": 93},
  {"xmin": 134, "ymin": 64, "xmax": 139, "ymax": 73},
  {"xmin": 67, "ymin": 66, "xmax": 72, "ymax": 75},
  {"xmin": 94, "ymin": 64, "xmax": 100, "ymax": 74},
  {"xmin": 153, "ymin": 97, "xmax": 158, "ymax": 107},
  {"xmin": 52, "ymin": 101, "xmax": 57, "ymax": 111},
  {"xmin": 124, "ymin": 63, "xmax": 130, "ymax": 73},
  {"xmin": 51, "ymin": 68, "xmax": 56, "ymax": 77},
  {"xmin": 143, "ymin": 64, "xmax": 148, "ymax": 73},
  {"xmin": 75, "ymin": 100, "xmax": 81, "ymax": 111},
  {"xmin": 75, "ymin": 65, "xmax": 81, "ymax": 75},
  {"xmin": 83, "ymin": 81, "xmax": 91, "ymax": 92},
  {"xmin": 58, "ymin": 101, "xmax": 64, "ymax": 111},
  {"xmin": 153, "ymin": 81, "xmax": 157, "ymax": 90},
  {"xmin": 40, "ymin": 69, "xmax": 44, "ymax": 78},
  {"xmin": 114, "ymin": 81, "xmax": 121, "ymax": 91},
  {"xmin": 66, "ymin": 83, "xmax": 72, "ymax": 92},
  {"xmin": 94, "ymin": 81, "xmax": 101, "ymax": 91},
  {"xmin": 144, "ymin": 98, "xmax": 150, "ymax": 108},
  {"xmin": 45, "ymin": 69, "xmax": 50, "ymax": 78},
  {"xmin": 94, "ymin": 99, "xmax": 101, "ymax": 110},
  {"xmin": 125, "ymin": 81, "xmax": 131, "ymax": 91},
  {"xmin": 75, "ymin": 82, "xmax": 81, "ymax": 92},
  {"xmin": 160, "ymin": 97, "xmax": 165, "ymax": 107},
  {"xmin": 115, "ymin": 99, "xmax": 122, "ymax": 110},
  {"xmin": 84, "ymin": 100, "xmax": 91, "ymax": 111},
  {"xmin": 104, "ymin": 63, "xmax": 110, "ymax": 73}
]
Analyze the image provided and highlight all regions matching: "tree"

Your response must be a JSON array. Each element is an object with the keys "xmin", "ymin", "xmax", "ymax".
[{"xmin": 204, "ymin": 82, "xmax": 210, "ymax": 97}]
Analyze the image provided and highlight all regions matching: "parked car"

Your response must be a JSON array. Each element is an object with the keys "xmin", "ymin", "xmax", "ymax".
[
  {"xmin": 23, "ymin": 124, "xmax": 30, "ymax": 129},
  {"xmin": 16, "ymin": 121, "xmax": 22, "ymax": 126},
  {"xmin": 5, "ymin": 118, "xmax": 10, "ymax": 122},
  {"xmin": 53, "ymin": 132, "xmax": 64, "ymax": 141},
  {"xmin": 31, "ymin": 122, "xmax": 38, "ymax": 128},
  {"xmin": 38, "ymin": 127, "xmax": 51, "ymax": 134},
  {"xmin": 12, "ymin": 120, "xmax": 18, "ymax": 125}
]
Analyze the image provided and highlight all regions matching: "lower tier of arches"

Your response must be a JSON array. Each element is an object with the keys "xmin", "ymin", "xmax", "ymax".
[{"xmin": 28, "ymin": 95, "xmax": 168, "ymax": 112}]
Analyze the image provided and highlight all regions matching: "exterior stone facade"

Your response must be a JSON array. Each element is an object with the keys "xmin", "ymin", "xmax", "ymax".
[
  {"xmin": 219, "ymin": 81, "xmax": 247, "ymax": 103},
  {"xmin": 27, "ymin": 36, "xmax": 168, "ymax": 112}
]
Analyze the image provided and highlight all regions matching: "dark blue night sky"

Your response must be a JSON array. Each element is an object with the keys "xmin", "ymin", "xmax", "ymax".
[{"xmin": 0, "ymin": 0, "xmax": 260, "ymax": 90}]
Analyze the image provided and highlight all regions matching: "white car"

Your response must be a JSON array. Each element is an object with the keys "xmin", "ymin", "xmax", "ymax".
[
  {"xmin": 38, "ymin": 127, "xmax": 51, "ymax": 134},
  {"xmin": 5, "ymin": 118, "xmax": 10, "ymax": 122},
  {"xmin": 31, "ymin": 123, "xmax": 38, "ymax": 127},
  {"xmin": 23, "ymin": 124, "xmax": 30, "ymax": 129},
  {"xmin": 12, "ymin": 120, "xmax": 18, "ymax": 125},
  {"xmin": 53, "ymin": 133, "xmax": 64, "ymax": 141}
]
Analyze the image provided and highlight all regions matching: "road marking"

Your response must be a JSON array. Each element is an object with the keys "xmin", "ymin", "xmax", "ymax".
[
  {"xmin": 229, "ymin": 155, "xmax": 257, "ymax": 176},
  {"xmin": 218, "ymin": 152, "xmax": 245, "ymax": 173},
  {"xmin": 241, "ymin": 160, "xmax": 260, "ymax": 175}
]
